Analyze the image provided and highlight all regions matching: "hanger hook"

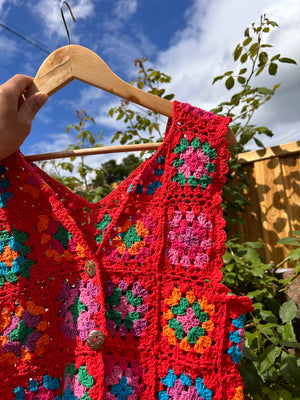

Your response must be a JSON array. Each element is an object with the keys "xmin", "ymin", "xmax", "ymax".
[{"xmin": 60, "ymin": 1, "xmax": 76, "ymax": 45}]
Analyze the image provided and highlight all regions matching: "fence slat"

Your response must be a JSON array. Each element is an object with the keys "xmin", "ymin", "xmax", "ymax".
[
  {"xmin": 229, "ymin": 141, "xmax": 300, "ymax": 264},
  {"xmin": 280, "ymin": 155, "xmax": 300, "ymax": 235}
]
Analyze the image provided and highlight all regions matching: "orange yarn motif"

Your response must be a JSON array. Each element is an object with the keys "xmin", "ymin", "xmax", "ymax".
[
  {"xmin": 0, "ymin": 300, "xmax": 49, "ymax": 364},
  {"xmin": 163, "ymin": 288, "xmax": 215, "ymax": 354}
]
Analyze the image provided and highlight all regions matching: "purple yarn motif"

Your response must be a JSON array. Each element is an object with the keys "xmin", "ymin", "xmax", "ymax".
[
  {"xmin": 1, "ymin": 301, "xmax": 49, "ymax": 359},
  {"xmin": 105, "ymin": 280, "xmax": 149, "ymax": 338},
  {"xmin": 165, "ymin": 210, "xmax": 213, "ymax": 269},
  {"xmin": 59, "ymin": 279, "xmax": 100, "ymax": 342}
]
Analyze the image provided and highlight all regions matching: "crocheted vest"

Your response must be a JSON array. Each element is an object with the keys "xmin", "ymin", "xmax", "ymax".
[{"xmin": 0, "ymin": 101, "xmax": 253, "ymax": 400}]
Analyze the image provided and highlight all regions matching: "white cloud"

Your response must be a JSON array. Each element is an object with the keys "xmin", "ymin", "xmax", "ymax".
[
  {"xmin": 0, "ymin": 0, "xmax": 22, "ymax": 17},
  {"xmin": 156, "ymin": 0, "xmax": 300, "ymax": 149},
  {"xmin": 32, "ymin": 0, "xmax": 95, "ymax": 43},
  {"xmin": 113, "ymin": 0, "xmax": 138, "ymax": 21},
  {"xmin": 0, "ymin": 34, "xmax": 18, "ymax": 59}
]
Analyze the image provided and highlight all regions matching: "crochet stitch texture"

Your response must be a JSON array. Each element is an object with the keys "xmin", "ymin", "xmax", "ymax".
[{"xmin": 0, "ymin": 101, "xmax": 253, "ymax": 399}]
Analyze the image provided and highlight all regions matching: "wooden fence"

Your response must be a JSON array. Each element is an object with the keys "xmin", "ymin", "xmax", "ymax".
[{"xmin": 228, "ymin": 140, "xmax": 300, "ymax": 265}]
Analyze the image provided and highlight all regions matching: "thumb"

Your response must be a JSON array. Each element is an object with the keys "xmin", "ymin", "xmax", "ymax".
[{"xmin": 20, "ymin": 92, "xmax": 48, "ymax": 121}]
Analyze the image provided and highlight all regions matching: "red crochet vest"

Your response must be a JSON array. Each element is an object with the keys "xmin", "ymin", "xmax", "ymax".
[{"xmin": 0, "ymin": 101, "xmax": 252, "ymax": 400}]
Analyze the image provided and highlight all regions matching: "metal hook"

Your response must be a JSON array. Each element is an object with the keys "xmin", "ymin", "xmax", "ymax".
[{"xmin": 60, "ymin": 1, "xmax": 76, "ymax": 45}]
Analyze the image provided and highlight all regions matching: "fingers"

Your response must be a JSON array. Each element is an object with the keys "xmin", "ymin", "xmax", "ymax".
[
  {"xmin": 19, "ymin": 92, "xmax": 48, "ymax": 124},
  {"xmin": 2, "ymin": 75, "xmax": 34, "ymax": 100}
]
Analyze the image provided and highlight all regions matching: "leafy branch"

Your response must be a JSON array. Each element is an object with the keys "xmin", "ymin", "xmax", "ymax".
[{"xmin": 212, "ymin": 14, "xmax": 297, "ymax": 148}]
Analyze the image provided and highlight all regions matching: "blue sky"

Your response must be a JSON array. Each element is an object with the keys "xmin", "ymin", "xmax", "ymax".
[{"xmin": 0, "ymin": 0, "xmax": 299, "ymax": 167}]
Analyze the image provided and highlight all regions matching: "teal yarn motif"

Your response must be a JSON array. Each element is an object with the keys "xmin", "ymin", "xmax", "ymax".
[
  {"xmin": 0, "ymin": 227, "xmax": 33, "ymax": 286},
  {"xmin": 171, "ymin": 138, "xmax": 217, "ymax": 190}
]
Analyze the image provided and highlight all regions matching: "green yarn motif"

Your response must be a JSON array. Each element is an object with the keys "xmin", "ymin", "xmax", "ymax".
[
  {"xmin": 64, "ymin": 362, "xmax": 78, "ymax": 379},
  {"xmin": 63, "ymin": 363, "xmax": 94, "ymax": 398},
  {"xmin": 78, "ymin": 366, "xmax": 94, "ymax": 389},
  {"xmin": 106, "ymin": 309, "xmax": 122, "ymax": 327},
  {"xmin": 202, "ymin": 142, "xmax": 217, "ymax": 160},
  {"xmin": 192, "ymin": 302, "xmax": 202, "ymax": 319},
  {"xmin": 121, "ymin": 226, "xmax": 141, "ymax": 248},
  {"xmin": 187, "ymin": 326, "xmax": 205, "ymax": 344},
  {"xmin": 106, "ymin": 287, "xmax": 122, "ymax": 307},
  {"xmin": 199, "ymin": 175, "xmax": 212, "ymax": 189},
  {"xmin": 98, "ymin": 214, "xmax": 112, "ymax": 230},
  {"xmin": 191, "ymin": 137, "xmax": 201, "ymax": 150},
  {"xmin": 174, "ymin": 138, "xmax": 189, "ymax": 153},
  {"xmin": 173, "ymin": 159, "xmax": 185, "ymax": 168},
  {"xmin": 188, "ymin": 176, "xmax": 198, "ymax": 188},
  {"xmin": 126, "ymin": 290, "xmax": 142, "ymax": 307},
  {"xmin": 6, "ymin": 271, "xmax": 18, "ymax": 284},
  {"xmin": 124, "ymin": 311, "xmax": 140, "ymax": 329},
  {"xmin": 54, "ymin": 225, "xmax": 72, "ymax": 248},
  {"xmin": 94, "ymin": 213, "xmax": 111, "ymax": 245},
  {"xmin": 171, "ymin": 297, "xmax": 190, "ymax": 315},
  {"xmin": 171, "ymin": 138, "xmax": 218, "ymax": 190},
  {"xmin": 10, "ymin": 320, "xmax": 33, "ymax": 345},
  {"xmin": 206, "ymin": 163, "xmax": 216, "ymax": 173},
  {"xmin": 70, "ymin": 297, "xmax": 86, "ymax": 323},
  {"xmin": 173, "ymin": 173, "xmax": 186, "ymax": 187}
]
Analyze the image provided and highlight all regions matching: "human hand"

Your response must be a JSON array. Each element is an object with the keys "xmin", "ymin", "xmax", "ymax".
[{"xmin": 0, "ymin": 74, "xmax": 48, "ymax": 160}]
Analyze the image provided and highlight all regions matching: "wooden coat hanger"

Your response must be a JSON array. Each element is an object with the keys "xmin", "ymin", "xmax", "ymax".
[{"xmin": 25, "ymin": 3, "xmax": 236, "ymax": 162}]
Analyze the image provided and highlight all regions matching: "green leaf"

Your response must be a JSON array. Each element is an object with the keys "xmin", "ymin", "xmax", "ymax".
[
  {"xmin": 239, "ymin": 68, "xmax": 247, "ymax": 74},
  {"xmin": 269, "ymin": 63, "xmax": 278, "ymax": 75},
  {"xmin": 259, "ymin": 310, "xmax": 278, "ymax": 323},
  {"xmin": 237, "ymin": 76, "xmax": 246, "ymax": 84},
  {"xmin": 245, "ymin": 241, "xmax": 264, "ymax": 249},
  {"xmin": 279, "ymin": 57, "xmax": 297, "ymax": 65},
  {"xmin": 278, "ymin": 390, "xmax": 293, "ymax": 400},
  {"xmin": 164, "ymin": 94, "xmax": 175, "ymax": 100},
  {"xmin": 254, "ymin": 137, "xmax": 264, "ymax": 148},
  {"xmin": 243, "ymin": 37, "xmax": 252, "ymax": 46},
  {"xmin": 225, "ymin": 76, "xmax": 235, "ymax": 90},
  {"xmin": 289, "ymin": 248, "xmax": 300, "ymax": 260},
  {"xmin": 239, "ymin": 360, "xmax": 263, "ymax": 393},
  {"xmin": 271, "ymin": 54, "xmax": 281, "ymax": 61},
  {"xmin": 259, "ymin": 345, "xmax": 281, "ymax": 373},
  {"xmin": 249, "ymin": 43, "xmax": 259, "ymax": 57},
  {"xmin": 280, "ymin": 353, "xmax": 300, "ymax": 388},
  {"xmin": 262, "ymin": 388, "xmax": 278, "ymax": 400},
  {"xmin": 259, "ymin": 51, "xmax": 268, "ymax": 66},
  {"xmin": 257, "ymin": 87, "xmax": 274, "ymax": 95},
  {"xmin": 279, "ymin": 300, "xmax": 297, "ymax": 323},
  {"xmin": 278, "ymin": 236, "xmax": 300, "ymax": 245},
  {"xmin": 243, "ymin": 346, "xmax": 258, "ymax": 361},
  {"xmin": 116, "ymin": 110, "xmax": 124, "ymax": 120},
  {"xmin": 137, "ymin": 80, "xmax": 144, "ymax": 89},
  {"xmin": 240, "ymin": 53, "xmax": 248, "ymax": 63},
  {"xmin": 212, "ymin": 75, "xmax": 224, "ymax": 84},
  {"xmin": 280, "ymin": 340, "xmax": 300, "ymax": 350},
  {"xmin": 278, "ymin": 322, "xmax": 296, "ymax": 342},
  {"xmin": 234, "ymin": 44, "xmax": 242, "ymax": 61}
]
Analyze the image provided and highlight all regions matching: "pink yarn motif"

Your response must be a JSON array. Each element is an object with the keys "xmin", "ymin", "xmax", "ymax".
[
  {"xmin": 104, "ymin": 355, "xmax": 146, "ymax": 399},
  {"xmin": 165, "ymin": 210, "xmax": 213, "ymax": 268}
]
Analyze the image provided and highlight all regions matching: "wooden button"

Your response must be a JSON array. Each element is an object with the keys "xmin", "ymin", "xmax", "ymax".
[
  {"xmin": 87, "ymin": 329, "xmax": 105, "ymax": 350},
  {"xmin": 84, "ymin": 260, "xmax": 96, "ymax": 278}
]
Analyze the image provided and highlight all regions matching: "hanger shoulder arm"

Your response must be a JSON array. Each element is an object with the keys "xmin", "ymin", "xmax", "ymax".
[
  {"xmin": 26, "ymin": 46, "xmax": 74, "ymax": 97},
  {"xmin": 26, "ymin": 45, "xmax": 236, "ymax": 144},
  {"xmin": 69, "ymin": 45, "xmax": 172, "ymax": 117}
]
